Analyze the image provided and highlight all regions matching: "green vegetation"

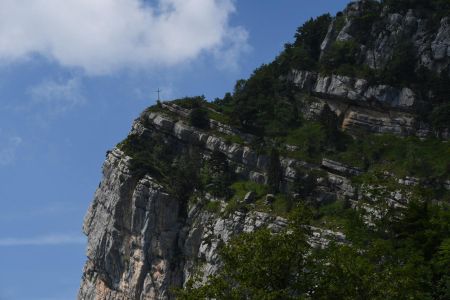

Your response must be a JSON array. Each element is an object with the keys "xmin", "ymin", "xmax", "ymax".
[
  {"xmin": 331, "ymin": 134, "xmax": 450, "ymax": 178},
  {"xmin": 349, "ymin": 1, "xmax": 381, "ymax": 45},
  {"xmin": 118, "ymin": 132, "xmax": 204, "ymax": 206},
  {"xmin": 267, "ymin": 148, "xmax": 282, "ymax": 193},
  {"xmin": 278, "ymin": 14, "xmax": 332, "ymax": 73},
  {"xmin": 201, "ymin": 150, "xmax": 234, "ymax": 198},
  {"xmin": 381, "ymin": 40, "xmax": 417, "ymax": 86},
  {"xmin": 205, "ymin": 200, "xmax": 221, "ymax": 214},
  {"xmin": 125, "ymin": 5, "xmax": 450, "ymax": 297},
  {"xmin": 189, "ymin": 107, "xmax": 210, "ymax": 129},
  {"xmin": 382, "ymin": 0, "xmax": 450, "ymax": 26},
  {"xmin": 177, "ymin": 199, "xmax": 450, "ymax": 299},
  {"xmin": 172, "ymin": 96, "xmax": 207, "ymax": 109},
  {"xmin": 229, "ymin": 181, "xmax": 269, "ymax": 202},
  {"xmin": 320, "ymin": 41, "xmax": 360, "ymax": 73},
  {"xmin": 117, "ymin": 133, "xmax": 168, "ymax": 180}
]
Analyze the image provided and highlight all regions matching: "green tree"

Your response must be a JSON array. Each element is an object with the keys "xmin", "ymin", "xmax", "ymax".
[
  {"xmin": 170, "ymin": 150, "xmax": 202, "ymax": 204},
  {"xmin": 267, "ymin": 148, "xmax": 282, "ymax": 193},
  {"xmin": 189, "ymin": 107, "xmax": 210, "ymax": 129},
  {"xmin": 202, "ymin": 150, "xmax": 233, "ymax": 198},
  {"xmin": 176, "ymin": 206, "xmax": 313, "ymax": 300},
  {"xmin": 320, "ymin": 41, "xmax": 360, "ymax": 73},
  {"xmin": 293, "ymin": 14, "xmax": 332, "ymax": 61},
  {"xmin": 382, "ymin": 40, "xmax": 417, "ymax": 86},
  {"xmin": 319, "ymin": 104, "xmax": 340, "ymax": 148}
]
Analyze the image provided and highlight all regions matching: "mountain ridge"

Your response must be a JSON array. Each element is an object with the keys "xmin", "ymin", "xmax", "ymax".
[{"xmin": 78, "ymin": 1, "xmax": 450, "ymax": 299}]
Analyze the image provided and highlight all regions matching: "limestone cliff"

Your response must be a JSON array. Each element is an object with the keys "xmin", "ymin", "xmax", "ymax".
[
  {"xmin": 78, "ymin": 1, "xmax": 450, "ymax": 299},
  {"xmin": 78, "ymin": 108, "xmax": 348, "ymax": 299},
  {"xmin": 287, "ymin": 0, "xmax": 450, "ymax": 138},
  {"xmin": 78, "ymin": 102, "xmax": 448, "ymax": 299}
]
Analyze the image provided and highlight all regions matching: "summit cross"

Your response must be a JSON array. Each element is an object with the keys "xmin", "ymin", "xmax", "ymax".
[{"xmin": 155, "ymin": 88, "xmax": 162, "ymax": 101}]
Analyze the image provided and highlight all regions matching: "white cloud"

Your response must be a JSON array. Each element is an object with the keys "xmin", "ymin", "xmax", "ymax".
[
  {"xmin": 0, "ymin": 0, "xmax": 248, "ymax": 75},
  {"xmin": 0, "ymin": 233, "xmax": 85, "ymax": 246},
  {"xmin": 29, "ymin": 77, "xmax": 85, "ymax": 115},
  {"xmin": 0, "ymin": 135, "xmax": 22, "ymax": 166}
]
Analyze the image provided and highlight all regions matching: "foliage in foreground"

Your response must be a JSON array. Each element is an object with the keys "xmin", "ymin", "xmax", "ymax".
[{"xmin": 176, "ymin": 200, "xmax": 450, "ymax": 300}]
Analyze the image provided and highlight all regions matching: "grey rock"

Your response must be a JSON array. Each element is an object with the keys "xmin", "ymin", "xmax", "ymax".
[
  {"xmin": 322, "ymin": 158, "xmax": 363, "ymax": 176},
  {"xmin": 265, "ymin": 194, "xmax": 276, "ymax": 205},
  {"xmin": 244, "ymin": 191, "xmax": 256, "ymax": 204},
  {"xmin": 291, "ymin": 70, "xmax": 418, "ymax": 109}
]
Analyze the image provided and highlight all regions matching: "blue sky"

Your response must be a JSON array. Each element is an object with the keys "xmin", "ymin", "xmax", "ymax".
[{"xmin": 0, "ymin": 1, "xmax": 349, "ymax": 299}]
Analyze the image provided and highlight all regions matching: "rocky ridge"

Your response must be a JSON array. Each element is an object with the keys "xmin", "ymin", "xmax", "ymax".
[
  {"xmin": 79, "ymin": 101, "xmax": 447, "ymax": 299},
  {"xmin": 288, "ymin": 0, "xmax": 450, "ymax": 138},
  {"xmin": 78, "ymin": 1, "xmax": 450, "ymax": 299}
]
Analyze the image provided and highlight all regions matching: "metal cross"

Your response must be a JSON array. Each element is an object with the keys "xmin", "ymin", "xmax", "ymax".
[{"xmin": 155, "ymin": 88, "xmax": 162, "ymax": 101}]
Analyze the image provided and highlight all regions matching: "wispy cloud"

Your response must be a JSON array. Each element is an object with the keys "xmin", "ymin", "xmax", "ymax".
[
  {"xmin": 0, "ymin": 202, "xmax": 82, "ymax": 222},
  {"xmin": 0, "ymin": 135, "xmax": 22, "ymax": 166},
  {"xmin": 29, "ymin": 77, "xmax": 85, "ymax": 116},
  {"xmin": 0, "ymin": 0, "xmax": 249, "ymax": 75},
  {"xmin": 0, "ymin": 234, "xmax": 85, "ymax": 247}
]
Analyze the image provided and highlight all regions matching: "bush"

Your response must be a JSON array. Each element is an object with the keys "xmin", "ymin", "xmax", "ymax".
[
  {"xmin": 277, "ymin": 14, "xmax": 332, "ymax": 73},
  {"xmin": 189, "ymin": 107, "xmax": 210, "ymax": 129},
  {"xmin": 431, "ymin": 103, "xmax": 450, "ymax": 133},
  {"xmin": 172, "ymin": 96, "xmax": 206, "ymax": 109},
  {"xmin": 267, "ymin": 148, "xmax": 282, "ymax": 193},
  {"xmin": 320, "ymin": 41, "xmax": 360, "ymax": 73},
  {"xmin": 201, "ymin": 150, "xmax": 234, "ymax": 198},
  {"xmin": 285, "ymin": 122, "xmax": 326, "ymax": 160},
  {"xmin": 350, "ymin": 4, "xmax": 380, "ymax": 45},
  {"xmin": 382, "ymin": 40, "xmax": 417, "ymax": 86},
  {"xmin": 118, "ymin": 134, "xmax": 164, "ymax": 179},
  {"xmin": 177, "ymin": 199, "xmax": 450, "ymax": 300},
  {"xmin": 293, "ymin": 14, "xmax": 332, "ymax": 62}
]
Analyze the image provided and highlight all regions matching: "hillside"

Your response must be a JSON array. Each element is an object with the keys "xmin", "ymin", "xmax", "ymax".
[{"xmin": 79, "ymin": 1, "xmax": 450, "ymax": 299}]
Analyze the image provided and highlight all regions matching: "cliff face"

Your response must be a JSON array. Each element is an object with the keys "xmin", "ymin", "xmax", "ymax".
[
  {"xmin": 288, "ymin": 0, "xmax": 450, "ymax": 138},
  {"xmin": 324, "ymin": 1, "xmax": 450, "ymax": 74},
  {"xmin": 78, "ymin": 1, "xmax": 450, "ymax": 299},
  {"xmin": 78, "ymin": 148, "xmax": 291, "ymax": 299},
  {"xmin": 78, "ymin": 103, "xmax": 448, "ymax": 299}
]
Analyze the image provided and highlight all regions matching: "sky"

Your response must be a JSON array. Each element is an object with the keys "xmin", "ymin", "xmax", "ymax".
[{"xmin": 0, "ymin": 1, "xmax": 349, "ymax": 299}]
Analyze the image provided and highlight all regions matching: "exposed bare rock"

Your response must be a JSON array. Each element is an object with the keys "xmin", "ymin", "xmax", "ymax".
[
  {"xmin": 290, "ymin": 70, "xmax": 418, "ymax": 109},
  {"xmin": 78, "ymin": 148, "xmax": 303, "ymax": 299},
  {"xmin": 322, "ymin": 158, "xmax": 363, "ymax": 176}
]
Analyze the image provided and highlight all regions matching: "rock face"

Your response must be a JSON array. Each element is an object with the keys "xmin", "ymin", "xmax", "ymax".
[
  {"xmin": 288, "ymin": 0, "xmax": 450, "ymax": 138},
  {"xmin": 79, "ymin": 106, "xmax": 448, "ymax": 299},
  {"xmin": 79, "ymin": 149, "xmax": 183, "ymax": 299},
  {"xmin": 290, "ymin": 70, "xmax": 417, "ymax": 109},
  {"xmin": 327, "ymin": 1, "xmax": 450, "ymax": 75},
  {"xmin": 78, "ymin": 148, "xmax": 289, "ymax": 299},
  {"xmin": 78, "ymin": 2, "xmax": 450, "ymax": 299}
]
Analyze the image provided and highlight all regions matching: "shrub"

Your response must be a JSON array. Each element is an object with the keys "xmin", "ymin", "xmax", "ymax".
[
  {"xmin": 277, "ymin": 14, "xmax": 332, "ymax": 73},
  {"xmin": 293, "ymin": 14, "xmax": 332, "ymax": 61},
  {"xmin": 382, "ymin": 40, "xmax": 417, "ymax": 86},
  {"xmin": 202, "ymin": 150, "xmax": 234, "ymax": 198},
  {"xmin": 320, "ymin": 41, "xmax": 360, "ymax": 72},
  {"xmin": 172, "ymin": 96, "xmax": 206, "ymax": 109},
  {"xmin": 431, "ymin": 103, "xmax": 450, "ymax": 133},
  {"xmin": 350, "ymin": 6, "xmax": 380, "ymax": 45},
  {"xmin": 189, "ymin": 107, "xmax": 210, "ymax": 129},
  {"xmin": 267, "ymin": 148, "xmax": 282, "ymax": 193},
  {"xmin": 118, "ymin": 134, "xmax": 163, "ymax": 179},
  {"xmin": 286, "ymin": 122, "xmax": 326, "ymax": 160}
]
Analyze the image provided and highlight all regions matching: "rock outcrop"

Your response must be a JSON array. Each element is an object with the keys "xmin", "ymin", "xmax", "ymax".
[
  {"xmin": 79, "ymin": 105, "xmax": 448, "ymax": 299},
  {"xmin": 289, "ymin": 70, "xmax": 421, "ymax": 136},
  {"xmin": 288, "ymin": 0, "xmax": 450, "ymax": 138},
  {"xmin": 78, "ymin": 1, "xmax": 450, "ymax": 299},
  {"xmin": 78, "ymin": 148, "xmax": 291, "ymax": 299}
]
